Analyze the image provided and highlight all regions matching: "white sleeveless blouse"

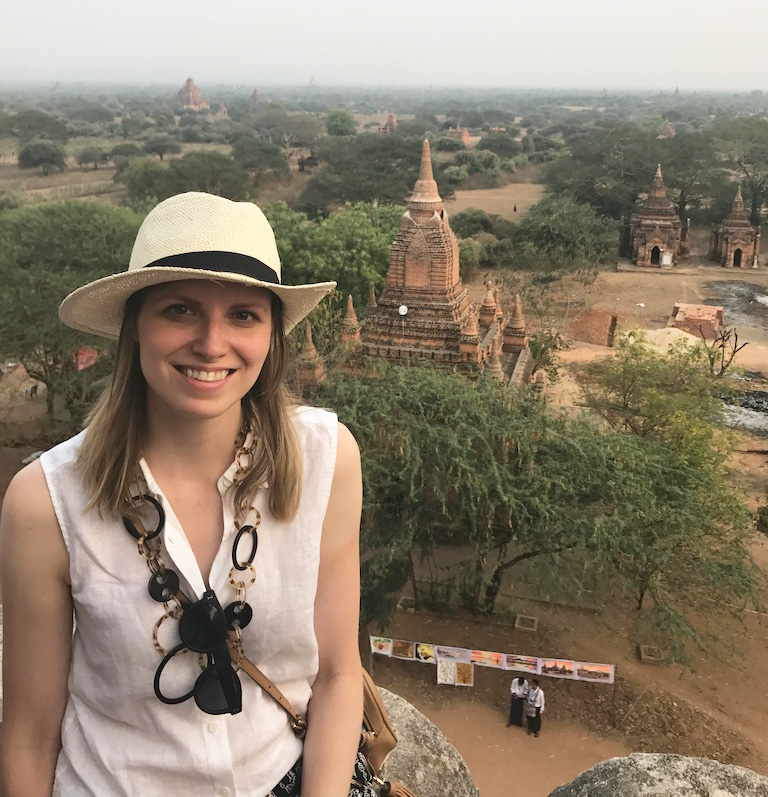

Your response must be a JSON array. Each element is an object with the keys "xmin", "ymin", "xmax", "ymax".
[{"xmin": 40, "ymin": 406, "xmax": 338, "ymax": 797}]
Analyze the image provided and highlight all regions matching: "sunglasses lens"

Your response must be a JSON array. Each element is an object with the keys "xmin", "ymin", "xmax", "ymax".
[
  {"xmin": 180, "ymin": 594, "xmax": 228, "ymax": 652},
  {"xmin": 194, "ymin": 663, "xmax": 242, "ymax": 715}
]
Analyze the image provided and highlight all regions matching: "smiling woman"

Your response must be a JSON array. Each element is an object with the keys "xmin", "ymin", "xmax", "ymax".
[{"xmin": 0, "ymin": 193, "xmax": 369, "ymax": 797}]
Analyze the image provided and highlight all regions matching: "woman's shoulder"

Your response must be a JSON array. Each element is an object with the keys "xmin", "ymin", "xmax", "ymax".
[{"xmin": 38, "ymin": 429, "xmax": 88, "ymax": 475}]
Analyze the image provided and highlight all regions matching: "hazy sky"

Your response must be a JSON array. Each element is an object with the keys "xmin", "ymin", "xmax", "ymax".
[{"xmin": 2, "ymin": 0, "xmax": 767, "ymax": 91}]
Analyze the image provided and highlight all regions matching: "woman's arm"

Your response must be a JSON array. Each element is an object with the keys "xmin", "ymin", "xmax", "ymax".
[
  {"xmin": 0, "ymin": 461, "xmax": 73, "ymax": 796},
  {"xmin": 301, "ymin": 422, "xmax": 363, "ymax": 797}
]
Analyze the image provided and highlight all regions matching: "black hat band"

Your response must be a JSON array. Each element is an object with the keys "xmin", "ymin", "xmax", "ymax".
[{"xmin": 143, "ymin": 251, "xmax": 280, "ymax": 284}]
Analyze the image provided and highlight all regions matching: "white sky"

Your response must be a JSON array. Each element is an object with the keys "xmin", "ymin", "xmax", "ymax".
[{"xmin": 2, "ymin": 0, "xmax": 767, "ymax": 91}]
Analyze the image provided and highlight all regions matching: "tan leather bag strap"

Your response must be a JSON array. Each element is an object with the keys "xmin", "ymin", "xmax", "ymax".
[{"xmin": 227, "ymin": 638, "xmax": 308, "ymax": 737}]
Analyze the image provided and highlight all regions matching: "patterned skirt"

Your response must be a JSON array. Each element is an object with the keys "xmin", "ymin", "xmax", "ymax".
[{"xmin": 266, "ymin": 751, "xmax": 377, "ymax": 797}]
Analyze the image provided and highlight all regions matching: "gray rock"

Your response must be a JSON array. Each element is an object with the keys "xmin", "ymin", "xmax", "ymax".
[
  {"xmin": 379, "ymin": 688, "xmax": 479, "ymax": 796},
  {"xmin": 548, "ymin": 753, "xmax": 768, "ymax": 797}
]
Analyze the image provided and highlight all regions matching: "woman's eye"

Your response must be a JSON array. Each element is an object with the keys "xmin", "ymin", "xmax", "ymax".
[
  {"xmin": 234, "ymin": 310, "xmax": 258, "ymax": 322},
  {"xmin": 164, "ymin": 304, "xmax": 192, "ymax": 318}
]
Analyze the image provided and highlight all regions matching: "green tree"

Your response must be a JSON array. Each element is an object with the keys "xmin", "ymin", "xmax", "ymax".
[
  {"xmin": 714, "ymin": 117, "xmax": 768, "ymax": 224},
  {"xmin": 18, "ymin": 139, "xmax": 67, "ymax": 176},
  {"xmin": 300, "ymin": 134, "xmax": 449, "ymax": 212},
  {"xmin": 661, "ymin": 131, "xmax": 722, "ymax": 219},
  {"xmin": 231, "ymin": 135, "xmax": 289, "ymax": 187},
  {"xmin": 512, "ymin": 193, "xmax": 617, "ymax": 263},
  {"xmin": 325, "ymin": 109, "xmax": 357, "ymax": 137},
  {"xmin": 543, "ymin": 120, "xmax": 659, "ymax": 219},
  {"xmin": 0, "ymin": 201, "xmax": 141, "ymax": 421},
  {"xmin": 7, "ymin": 110, "xmax": 69, "ymax": 143},
  {"xmin": 575, "ymin": 332, "xmax": 725, "ymax": 443},
  {"xmin": 143, "ymin": 135, "xmax": 182, "ymax": 161},
  {"xmin": 320, "ymin": 362, "xmax": 759, "ymax": 659},
  {"xmin": 265, "ymin": 201, "xmax": 401, "ymax": 306},
  {"xmin": 75, "ymin": 146, "xmax": 105, "ymax": 170},
  {"xmin": 158, "ymin": 151, "xmax": 250, "ymax": 200},
  {"xmin": 117, "ymin": 156, "xmax": 166, "ymax": 210},
  {"xmin": 245, "ymin": 106, "xmax": 322, "ymax": 151}
]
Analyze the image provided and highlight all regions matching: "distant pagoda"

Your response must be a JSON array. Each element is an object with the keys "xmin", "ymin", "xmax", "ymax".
[
  {"xmin": 709, "ymin": 186, "xmax": 760, "ymax": 268},
  {"xmin": 178, "ymin": 77, "xmax": 209, "ymax": 111},
  {"xmin": 627, "ymin": 165, "xmax": 683, "ymax": 267}
]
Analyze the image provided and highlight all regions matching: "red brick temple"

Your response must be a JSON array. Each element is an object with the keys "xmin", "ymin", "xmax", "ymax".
[
  {"xmin": 628, "ymin": 165, "xmax": 684, "ymax": 268},
  {"xmin": 709, "ymin": 186, "xmax": 761, "ymax": 269},
  {"xmin": 361, "ymin": 140, "xmax": 532, "ymax": 383}
]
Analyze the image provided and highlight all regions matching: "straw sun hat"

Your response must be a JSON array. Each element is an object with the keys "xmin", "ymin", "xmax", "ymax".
[{"xmin": 59, "ymin": 192, "xmax": 336, "ymax": 338}]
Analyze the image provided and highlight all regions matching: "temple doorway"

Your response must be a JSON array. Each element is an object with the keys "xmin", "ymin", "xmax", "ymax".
[
  {"xmin": 650, "ymin": 246, "xmax": 661, "ymax": 266},
  {"xmin": 733, "ymin": 248, "xmax": 742, "ymax": 267}
]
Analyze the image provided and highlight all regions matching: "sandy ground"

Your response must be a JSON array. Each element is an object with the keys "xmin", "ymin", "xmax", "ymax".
[{"xmin": 446, "ymin": 182, "xmax": 546, "ymax": 221}]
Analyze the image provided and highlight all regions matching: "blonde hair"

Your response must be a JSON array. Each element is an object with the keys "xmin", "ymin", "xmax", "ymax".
[{"xmin": 77, "ymin": 288, "xmax": 302, "ymax": 523}]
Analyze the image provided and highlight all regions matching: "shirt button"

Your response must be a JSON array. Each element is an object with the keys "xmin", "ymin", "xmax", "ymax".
[
  {"xmin": 208, "ymin": 722, "xmax": 219, "ymax": 734},
  {"xmin": 218, "ymin": 789, "xmax": 230, "ymax": 797}
]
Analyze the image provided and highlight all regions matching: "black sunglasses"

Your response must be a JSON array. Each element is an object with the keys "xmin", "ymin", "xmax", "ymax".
[{"xmin": 154, "ymin": 590, "xmax": 250, "ymax": 715}]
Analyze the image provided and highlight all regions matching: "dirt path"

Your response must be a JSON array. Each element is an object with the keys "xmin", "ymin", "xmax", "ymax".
[{"xmin": 421, "ymin": 703, "xmax": 628, "ymax": 797}]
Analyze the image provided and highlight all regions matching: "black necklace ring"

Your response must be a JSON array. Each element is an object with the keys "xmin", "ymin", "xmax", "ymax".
[
  {"xmin": 232, "ymin": 525, "xmax": 258, "ymax": 571},
  {"xmin": 123, "ymin": 494, "xmax": 165, "ymax": 541}
]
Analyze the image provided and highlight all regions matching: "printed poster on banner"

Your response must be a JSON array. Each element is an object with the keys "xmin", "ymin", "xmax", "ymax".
[
  {"xmin": 455, "ymin": 662, "xmax": 474, "ymax": 687},
  {"xmin": 540, "ymin": 658, "xmax": 577, "ymax": 679},
  {"xmin": 370, "ymin": 637, "xmax": 393, "ymax": 657},
  {"xmin": 415, "ymin": 643, "xmax": 436, "ymax": 664},
  {"xmin": 436, "ymin": 645, "xmax": 472, "ymax": 664},
  {"xmin": 437, "ymin": 660, "xmax": 456, "ymax": 685},
  {"xmin": 391, "ymin": 639, "xmax": 415, "ymax": 660},
  {"xmin": 576, "ymin": 662, "xmax": 615, "ymax": 683},
  {"xmin": 503, "ymin": 653, "xmax": 540, "ymax": 674},
  {"xmin": 471, "ymin": 650, "xmax": 503, "ymax": 668}
]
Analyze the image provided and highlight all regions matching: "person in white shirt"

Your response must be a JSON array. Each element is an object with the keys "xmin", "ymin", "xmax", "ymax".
[
  {"xmin": 0, "ymin": 193, "xmax": 368, "ymax": 796},
  {"xmin": 525, "ymin": 678, "xmax": 545, "ymax": 737},
  {"xmin": 506, "ymin": 676, "xmax": 529, "ymax": 727}
]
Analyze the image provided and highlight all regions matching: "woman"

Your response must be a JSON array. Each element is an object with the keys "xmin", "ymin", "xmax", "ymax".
[{"xmin": 0, "ymin": 193, "xmax": 366, "ymax": 796}]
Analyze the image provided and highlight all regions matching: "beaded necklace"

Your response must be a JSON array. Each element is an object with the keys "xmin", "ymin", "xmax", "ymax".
[{"xmin": 122, "ymin": 427, "xmax": 260, "ymax": 715}]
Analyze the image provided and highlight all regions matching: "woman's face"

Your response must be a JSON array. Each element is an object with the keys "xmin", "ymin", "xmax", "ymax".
[{"xmin": 136, "ymin": 279, "xmax": 274, "ymax": 424}]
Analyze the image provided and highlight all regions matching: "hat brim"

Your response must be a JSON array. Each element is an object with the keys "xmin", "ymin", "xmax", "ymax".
[{"xmin": 59, "ymin": 267, "xmax": 336, "ymax": 338}]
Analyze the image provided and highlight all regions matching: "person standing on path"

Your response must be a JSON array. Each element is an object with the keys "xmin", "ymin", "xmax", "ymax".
[
  {"xmin": 506, "ymin": 676, "xmax": 528, "ymax": 727},
  {"xmin": 526, "ymin": 679, "xmax": 545, "ymax": 737}
]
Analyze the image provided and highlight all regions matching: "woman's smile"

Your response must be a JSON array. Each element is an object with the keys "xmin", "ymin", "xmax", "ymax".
[{"xmin": 137, "ymin": 279, "xmax": 273, "ymax": 422}]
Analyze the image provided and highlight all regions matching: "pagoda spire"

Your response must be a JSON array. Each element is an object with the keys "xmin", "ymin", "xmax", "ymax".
[
  {"xmin": 408, "ymin": 139, "xmax": 442, "ymax": 206},
  {"xmin": 301, "ymin": 320, "xmax": 318, "ymax": 360},
  {"xmin": 344, "ymin": 293, "xmax": 359, "ymax": 325},
  {"xmin": 367, "ymin": 283, "xmax": 378, "ymax": 308},
  {"xmin": 340, "ymin": 294, "xmax": 361, "ymax": 345},
  {"xmin": 509, "ymin": 293, "xmax": 526, "ymax": 330}
]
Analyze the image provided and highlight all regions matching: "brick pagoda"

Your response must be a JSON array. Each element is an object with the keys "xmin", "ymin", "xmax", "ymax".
[
  {"xmin": 628, "ymin": 165, "xmax": 683, "ymax": 268},
  {"xmin": 362, "ymin": 140, "xmax": 532, "ymax": 382},
  {"xmin": 709, "ymin": 186, "xmax": 760, "ymax": 268},
  {"xmin": 178, "ymin": 78, "xmax": 209, "ymax": 111}
]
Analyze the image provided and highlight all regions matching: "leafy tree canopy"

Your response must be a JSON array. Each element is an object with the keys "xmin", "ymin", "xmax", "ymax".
[
  {"xmin": 143, "ymin": 134, "xmax": 182, "ymax": 161},
  {"xmin": 512, "ymin": 193, "xmax": 617, "ymax": 263},
  {"xmin": 18, "ymin": 139, "xmax": 67, "ymax": 175},
  {"xmin": 320, "ymin": 362, "xmax": 758, "ymax": 658},
  {"xmin": 325, "ymin": 109, "xmax": 357, "ymax": 137},
  {"xmin": 299, "ymin": 134, "xmax": 451, "ymax": 212},
  {"xmin": 0, "ymin": 201, "xmax": 141, "ymax": 421},
  {"xmin": 2, "ymin": 109, "xmax": 70, "ymax": 143},
  {"xmin": 265, "ymin": 201, "xmax": 402, "ymax": 307}
]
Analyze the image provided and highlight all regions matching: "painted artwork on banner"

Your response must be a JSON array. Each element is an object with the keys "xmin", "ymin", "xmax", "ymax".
[
  {"xmin": 455, "ymin": 662, "xmax": 474, "ymax": 687},
  {"xmin": 437, "ymin": 660, "xmax": 456, "ymax": 685},
  {"xmin": 370, "ymin": 637, "xmax": 393, "ymax": 656},
  {"xmin": 391, "ymin": 639, "xmax": 415, "ymax": 660},
  {"xmin": 415, "ymin": 643, "xmax": 437, "ymax": 664},
  {"xmin": 471, "ymin": 650, "xmax": 503, "ymax": 668},
  {"xmin": 540, "ymin": 658, "xmax": 577, "ymax": 679},
  {"xmin": 576, "ymin": 662, "xmax": 615, "ymax": 683},
  {"xmin": 504, "ymin": 653, "xmax": 540, "ymax": 674},
  {"xmin": 436, "ymin": 645, "xmax": 472, "ymax": 664}
]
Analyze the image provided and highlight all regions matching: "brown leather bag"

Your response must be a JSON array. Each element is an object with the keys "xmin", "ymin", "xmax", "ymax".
[{"xmin": 229, "ymin": 641, "xmax": 415, "ymax": 795}]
